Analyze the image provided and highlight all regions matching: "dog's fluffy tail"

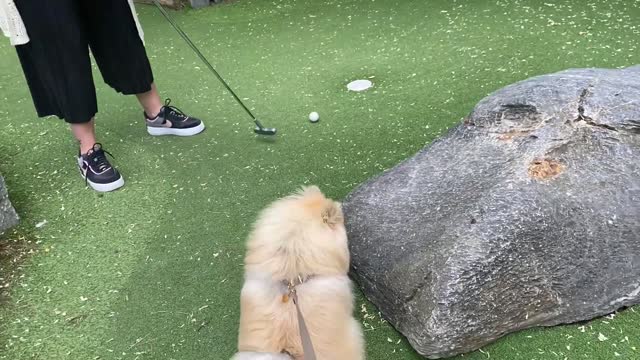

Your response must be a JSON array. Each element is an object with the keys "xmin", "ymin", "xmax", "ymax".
[{"xmin": 231, "ymin": 352, "xmax": 293, "ymax": 360}]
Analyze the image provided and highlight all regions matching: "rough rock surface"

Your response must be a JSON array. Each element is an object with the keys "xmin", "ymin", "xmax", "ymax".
[
  {"xmin": 0, "ymin": 175, "xmax": 18, "ymax": 234},
  {"xmin": 343, "ymin": 66, "xmax": 640, "ymax": 359}
]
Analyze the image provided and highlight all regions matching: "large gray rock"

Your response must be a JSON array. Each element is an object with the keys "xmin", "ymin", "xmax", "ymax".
[
  {"xmin": 0, "ymin": 175, "xmax": 18, "ymax": 234},
  {"xmin": 343, "ymin": 66, "xmax": 640, "ymax": 359}
]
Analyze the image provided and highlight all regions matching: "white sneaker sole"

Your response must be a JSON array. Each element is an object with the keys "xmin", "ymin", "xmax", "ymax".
[
  {"xmin": 147, "ymin": 122, "xmax": 205, "ymax": 136},
  {"xmin": 86, "ymin": 176, "xmax": 125, "ymax": 192},
  {"xmin": 77, "ymin": 158, "xmax": 125, "ymax": 192}
]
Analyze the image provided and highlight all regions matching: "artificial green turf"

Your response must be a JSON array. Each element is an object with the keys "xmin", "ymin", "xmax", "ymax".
[{"xmin": 0, "ymin": 0, "xmax": 639, "ymax": 359}]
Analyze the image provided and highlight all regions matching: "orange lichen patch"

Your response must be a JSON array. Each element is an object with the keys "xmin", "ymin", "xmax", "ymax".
[
  {"xmin": 498, "ymin": 130, "xmax": 532, "ymax": 142},
  {"xmin": 528, "ymin": 159, "xmax": 565, "ymax": 180}
]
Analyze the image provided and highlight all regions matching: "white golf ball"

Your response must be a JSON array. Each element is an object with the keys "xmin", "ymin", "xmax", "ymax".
[{"xmin": 309, "ymin": 112, "xmax": 320, "ymax": 122}]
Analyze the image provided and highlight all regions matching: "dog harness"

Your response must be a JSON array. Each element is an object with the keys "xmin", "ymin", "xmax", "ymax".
[{"xmin": 282, "ymin": 276, "xmax": 317, "ymax": 360}]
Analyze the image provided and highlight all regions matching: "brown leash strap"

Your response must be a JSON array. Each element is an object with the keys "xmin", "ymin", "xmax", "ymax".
[{"xmin": 292, "ymin": 291, "xmax": 317, "ymax": 360}]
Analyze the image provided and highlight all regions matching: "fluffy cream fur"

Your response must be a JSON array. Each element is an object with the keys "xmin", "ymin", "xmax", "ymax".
[
  {"xmin": 233, "ymin": 186, "xmax": 365, "ymax": 360},
  {"xmin": 231, "ymin": 352, "xmax": 292, "ymax": 360}
]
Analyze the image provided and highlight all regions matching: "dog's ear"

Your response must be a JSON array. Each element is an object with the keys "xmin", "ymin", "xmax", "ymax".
[{"xmin": 321, "ymin": 201, "xmax": 343, "ymax": 228}]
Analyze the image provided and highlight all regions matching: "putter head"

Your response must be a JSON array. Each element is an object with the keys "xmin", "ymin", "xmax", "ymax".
[
  {"xmin": 254, "ymin": 119, "xmax": 277, "ymax": 136},
  {"xmin": 254, "ymin": 126, "xmax": 277, "ymax": 136}
]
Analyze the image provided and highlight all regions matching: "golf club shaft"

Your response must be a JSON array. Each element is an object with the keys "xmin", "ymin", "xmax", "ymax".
[{"xmin": 152, "ymin": 0, "xmax": 258, "ymax": 121}]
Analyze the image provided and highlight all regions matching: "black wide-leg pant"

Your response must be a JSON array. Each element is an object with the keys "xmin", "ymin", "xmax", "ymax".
[{"xmin": 14, "ymin": 0, "xmax": 154, "ymax": 123}]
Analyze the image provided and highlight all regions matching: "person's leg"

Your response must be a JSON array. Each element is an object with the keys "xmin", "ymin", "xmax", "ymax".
[
  {"xmin": 71, "ymin": 119, "xmax": 97, "ymax": 155},
  {"xmin": 136, "ymin": 83, "xmax": 163, "ymax": 120},
  {"xmin": 82, "ymin": 0, "xmax": 205, "ymax": 136},
  {"xmin": 14, "ymin": 0, "xmax": 124, "ymax": 192},
  {"xmin": 14, "ymin": 0, "xmax": 97, "ymax": 126},
  {"xmin": 17, "ymin": 42, "xmax": 100, "ymax": 153}
]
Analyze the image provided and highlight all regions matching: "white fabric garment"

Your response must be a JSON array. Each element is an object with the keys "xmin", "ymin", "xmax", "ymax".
[{"xmin": 0, "ymin": 0, "xmax": 145, "ymax": 46}]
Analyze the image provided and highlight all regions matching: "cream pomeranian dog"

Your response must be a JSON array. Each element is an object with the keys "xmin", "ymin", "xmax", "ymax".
[{"xmin": 231, "ymin": 186, "xmax": 364, "ymax": 360}]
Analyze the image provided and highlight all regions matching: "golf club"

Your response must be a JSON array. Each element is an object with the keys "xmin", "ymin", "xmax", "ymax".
[{"xmin": 152, "ymin": 0, "xmax": 277, "ymax": 136}]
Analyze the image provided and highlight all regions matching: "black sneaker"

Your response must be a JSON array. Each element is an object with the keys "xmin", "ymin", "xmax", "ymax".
[
  {"xmin": 145, "ymin": 99, "xmax": 205, "ymax": 136},
  {"xmin": 77, "ymin": 144, "xmax": 124, "ymax": 192}
]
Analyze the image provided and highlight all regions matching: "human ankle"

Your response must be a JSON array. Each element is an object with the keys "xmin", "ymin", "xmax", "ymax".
[
  {"xmin": 79, "ymin": 142, "xmax": 97, "ymax": 156},
  {"xmin": 145, "ymin": 110, "xmax": 161, "ymax": 120},
  {"xmin": 137, "ymin": 83, "xmax": 163, "ymax": 118},
  {"xmin": 71, "ymin": 119, "xmax": 97, "ymax": 156}
]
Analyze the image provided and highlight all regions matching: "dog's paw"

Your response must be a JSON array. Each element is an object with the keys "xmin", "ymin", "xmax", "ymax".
[{"xmin": 231, "ymin": 352, "xmax": 293, "ymax": 360}]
